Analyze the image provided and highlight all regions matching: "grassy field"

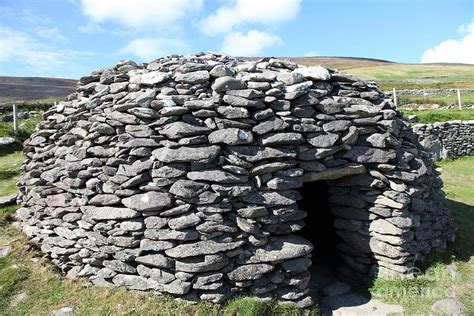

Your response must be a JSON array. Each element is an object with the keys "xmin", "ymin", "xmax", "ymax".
[
  {"xmin": 346, "ymin": 64, "xmax": 474, "ymax": 82},
  {"xmin": 398, "ymin": 93, "xmax": 474, "ymax": 108},
  {"xmin": 0, "ymin": 149, "xmax": 23, "ymax": 197},
  {"xmin": 400, "ymin": 108, "xmax": 474, "ymax": 124},
  {"xmin": 400, "ymin": 93, "xmax": 474, "ymax": 107},
  {"xmin": 278, "ymin": 56, "xmax": 393, "ymax": 70},
  {"xmin": 0, "ymin": 117, "xmax": 37, "ymax": 198},
  {"xmin": 344, "ymin": 64, "xmax": 474, "ymax": 90}
]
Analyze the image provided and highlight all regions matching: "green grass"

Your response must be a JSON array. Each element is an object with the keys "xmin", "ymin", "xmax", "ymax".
[
  {"xmin": 370, "ymin": 157, "xmax": 474, "ymax": 314},
  {"xmin": 438, "ymin": 157, "xmax": 474, "ymax": 205},
  {"xmin": 0, "ymin": 250, "xmax": 30, "ymax": 312},
  {"xmin": 370, "ymin": 264, "xmax": 458, "ymax": 313},
  {"xmin": 344, "ymin": 64, "xmax": 474, "ymax": 90},
  {"xmin": 0, "ymin": 114, "xmax": 42, "ymax": 144},
  {"xmin": 0, "ymin": 205, "xmax": 18, "ymax": 222},
  {"xmin": 0, "ymin": 148, "xmax": 23, "ymax": 197},
  {"xmin": 398, "ymin": 93, "xmax": 474, "ymax": 107},
  {"xmin": 400, "ymin": 108, "xmax": 474, "ymax": 124},
  {"xmin": 0, "ymin": 115, "xmax": 39, "ymax": 200},
  {"xmin": 0, "ymin": 115, "xmax": 40, "ymax": 197},
  {"xmin": 348, "ymin": 64, "xmax": 474, "ymax": 81}
]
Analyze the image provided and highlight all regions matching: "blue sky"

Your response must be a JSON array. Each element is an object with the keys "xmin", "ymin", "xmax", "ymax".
[{"xmin": 0, "ymin": 0, "xmax": 473, "ymax": 79}]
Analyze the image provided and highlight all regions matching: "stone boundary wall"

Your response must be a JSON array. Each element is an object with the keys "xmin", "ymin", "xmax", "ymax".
[
  {"xmin": 413, "ymin": 120, "xmax": 474, "ymax": 160},
  {"xmin": 2, "ymin": 111, "xmax": 39, "ymax": 122}
]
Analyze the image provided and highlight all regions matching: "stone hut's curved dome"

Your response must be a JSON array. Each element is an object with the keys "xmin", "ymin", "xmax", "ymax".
[{"xmin": 16, "ymin": 53, "xmax": 455, "ymax": 307}]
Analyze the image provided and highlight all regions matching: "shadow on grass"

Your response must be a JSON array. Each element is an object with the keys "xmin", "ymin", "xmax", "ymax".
[
  {"xmin": 0, "ymin": 170, "xmax": 20, "ymax": 179},
  {"xmin": 0, "ymin": 144, "xmax": 23, "ymax": 158}
]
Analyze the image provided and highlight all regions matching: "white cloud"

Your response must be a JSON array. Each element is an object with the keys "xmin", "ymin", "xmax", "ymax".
[
  {"xmin": 36, "ymin": 27, "xmax": 67, "ymax": 42},
  {"xmin": 421, "ymin": 21, "xmax": 474, "ymax": 64},
  {"xmin": 120, "ymin": 37, "xmax": 188, "ymax": 61},
  {"xmin": 0, "ymin": 27, "xmax": 93, "ymax": 75},
  {"xmin": 200, "ymin": 0, "xmax": 301, "ymax": 36},
  {"xmin": 0, "ymin": 7, "xmax": 52, "ymax": 26},
  {"xmin": 78, "ymin": 23, "xmax": 105, "ymax": 34},
  {"xmin": 221, "ymin": 30, "xmax": 282, "ymax": 56},
  {"xmin": 78, "ymin": 23, "xmax": 132, "ymax": 38},
  {"xmin": 457, "ymin": 20, "xmax": 474, "ymax": 35},
  {"xmin": 80, "ymin": 0, "xmax": 203, "ymax": 29}
]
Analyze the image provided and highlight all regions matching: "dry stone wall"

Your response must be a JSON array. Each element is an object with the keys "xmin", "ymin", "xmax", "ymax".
[
  {"xmin": 413, "ymin": 120, "xmax": 474, "ymax": 160},
  {"xmin": 2, "ymin": 111, "xmax": 39, "ymax": 122},
  {"xmin": 16, "ymin": 53, "xmax": 455, "ymax": 307}
]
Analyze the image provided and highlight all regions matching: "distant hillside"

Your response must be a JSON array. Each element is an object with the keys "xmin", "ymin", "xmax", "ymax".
[
  {"xmin": 0, "ymin": 76, "xmax": 77, "ymax": 104},
  {"xmin": 244, "ymin": 56, "xmax": 394, "ymax": 70},
  {"xmin": 343, "ymin": 63, "xmax": 474, "ymax": 90},
  {"xmin": 284, "ymin": 56, "xmax": 395, "ymax": 70}
]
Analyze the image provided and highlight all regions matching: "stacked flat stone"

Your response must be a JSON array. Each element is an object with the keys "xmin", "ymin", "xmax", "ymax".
[
  {"xmin": 16, "ymin": 52, "xmax": 455, "ymax": 307},
  {"xmin": 413, "ymin": 120, "xmax": 474, "ymax": 160}
]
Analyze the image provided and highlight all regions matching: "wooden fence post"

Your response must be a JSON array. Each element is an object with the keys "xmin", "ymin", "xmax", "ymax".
[
  {"xmin": 457, "ymin": 89, "xmax": 462, "ymax": 110},
  {"xmin": 393, "ymin": 88, "xmax": 398, "ymax": 107},
  {"xmin": 13, "ymin": 104, "xmax": 18, "ymax": 134}
]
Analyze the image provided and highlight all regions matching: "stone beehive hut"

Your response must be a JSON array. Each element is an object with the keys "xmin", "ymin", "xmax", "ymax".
[{"xmin": 16, "ymin": 53, "xmax": 455, "ymax": 307}]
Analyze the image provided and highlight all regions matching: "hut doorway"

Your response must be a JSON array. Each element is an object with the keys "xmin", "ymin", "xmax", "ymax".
[
  {"xmin": 298, "ymin": 180, "xmax": 342, "ymax": 267},
  {"xmin": 298, "ymin": 180, "xmax": 345, "ymax": 295}
]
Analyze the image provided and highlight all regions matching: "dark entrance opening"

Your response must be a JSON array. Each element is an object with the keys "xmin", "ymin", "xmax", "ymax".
[
  {"xmin": 298, "ymin": 180, "xmax": 341, "ymax": 265},
  {"xmin": 298, "ymin": 180, "xmax": 344, "ymax": 296}
]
